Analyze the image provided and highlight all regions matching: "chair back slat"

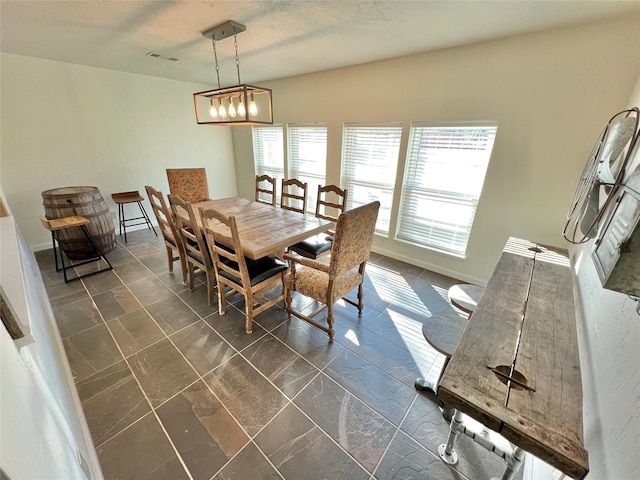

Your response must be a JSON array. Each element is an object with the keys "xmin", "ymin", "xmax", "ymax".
[
  {"xmin": 315, "ymin": 184, "xmax": 347, "ymax": 222},
  {"xmin": 255, "ymin": 174, "xmax": 276, "ymax": 206},
  {"xmin": 168, "ymin": 194, "xmax": 209, "ymax": 267},
  {"xmin": 145, "ymin": 185, "xmax": 178, "ymax": 244},
  {"xmin": 200, "ymin": 208, "xmax": 248, "ymax": 287},
  {"xmin": 281, "ymin": 178, "xmax": 308, "ymax": 214}
]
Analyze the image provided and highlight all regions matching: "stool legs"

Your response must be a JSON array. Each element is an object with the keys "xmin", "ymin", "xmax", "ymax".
[
  {"xmin": 117, "ymin": 201, "xmax": 157, "ymax": 243},
  {"xmin": 138, "ymin": 201, "xmax": 157, "ymax": 237},
  {"xmin": 117, "ymin": 202, "xmax": 125, "ymax": 241}
]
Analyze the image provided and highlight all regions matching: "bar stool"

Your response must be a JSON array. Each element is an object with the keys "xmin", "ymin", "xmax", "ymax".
[
  {"xmin": 415, "ymin": 283, "xmax": 484, "ymax": 419},
  {"xmin": 447, "ymin": 284, "xmax": 484, "ymax": 317},
  {"xmin": 111, "ymin": 191, "xmax": 157, "ymax": 243},
  {"xmin": 40, "ymin": 215, "xmax": 113, "ymax": 283}
]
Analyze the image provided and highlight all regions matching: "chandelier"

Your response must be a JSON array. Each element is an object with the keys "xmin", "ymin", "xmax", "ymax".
[{"xmin": 193, "ymin": 20, "xmax": 273, "ymax": 126}]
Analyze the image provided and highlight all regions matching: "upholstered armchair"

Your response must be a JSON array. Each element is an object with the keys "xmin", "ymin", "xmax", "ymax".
[{"xmin": 283, "ymin": 201, "xmax": 380, "ymax": 341}]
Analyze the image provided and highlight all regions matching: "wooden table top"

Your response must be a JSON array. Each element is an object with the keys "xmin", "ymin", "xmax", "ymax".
[
  {"xmin": 438, "ymin": 238, "xmax": 589, "ymax": 479},
  {"xmin": 189, "ymin": 197, "xmax": 333, "ymax": 260}
]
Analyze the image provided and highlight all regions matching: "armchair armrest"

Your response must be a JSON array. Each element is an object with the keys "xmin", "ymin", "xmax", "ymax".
[{"xmin": 283, "ymin": 252, "xmax": 331, "ymax": 273}]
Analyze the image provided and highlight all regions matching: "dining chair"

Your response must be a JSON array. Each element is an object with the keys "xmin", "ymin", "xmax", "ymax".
[
  {"xmin": 166, "ymin": 168, "xmax": 211, "ymax": 203},
  {"xmin": 280, "ymin": 178, "xmax": 308, "ymax": 214},
  {"xmin": 283, "ymin": 200, "xmax": 380, "ymax": 341},
  {"xmin": 168, "ymin": 194, "xmax": 216, "ymax": 306},
  {"xmin": 200, "ymin": 207, "xmax": 288, "ymax": 334},
  {"xmin": 255, "ymin": 174, "xmax": 276, "ymax": 206},
  {"xmin": 145, "ymin": 185, "xmax": 187, "ymax": 285},
  {"xmin": 289, "ymin": 184, "xmax": 348, "ymax": 259}
]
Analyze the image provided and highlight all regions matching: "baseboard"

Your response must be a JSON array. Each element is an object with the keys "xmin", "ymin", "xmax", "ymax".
[{"xmin": 370, "ymin": 245, "xmax": 485, "ymax": 286}]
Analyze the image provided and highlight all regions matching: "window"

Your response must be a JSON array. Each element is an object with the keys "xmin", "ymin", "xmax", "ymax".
[
  {"xmin": 341, "ymin": 125, "xmax": 402, "ymax": 234},
  {"xmin": 288, "ymin": 124, "xmax": 327, "ymax": 212},
  {"xmin": 253, "ymin": 126, "xmax": 284, "ymax": 180},
  {"xmin": 397, "ymin": 123, "xmax": 497, "ymax": 257}
]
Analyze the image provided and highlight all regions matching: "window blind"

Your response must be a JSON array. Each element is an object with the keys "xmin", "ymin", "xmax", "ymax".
[
  {"xmin": 341, "ymin": 125, "xmax": 402, "ymax": 234},
  {"xmin": 253, "ymin": 125, "xmax": 284, "ymax": 180},
  {"xmin": 397, "ymin": 124, "xmax": 497, "ymax": 256},
  {"xmin": 288, "ymin": 125, "xmax": 327, "ymax": 212}
]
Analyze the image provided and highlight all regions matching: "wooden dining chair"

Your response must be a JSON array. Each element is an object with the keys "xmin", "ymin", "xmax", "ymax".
[
  {"xmin": 200, "ymin": 207, "xmax": 287, "ymax": 334},
  {"xmin": 280, "ymin": 178, "xmax": 308, "ymax": 214},
  {"xmin": 166, "ymin": 168, "xmax": 211, "ymax": 203},
  {"xmin": 145, "ymin": 185, "xmax": 187, "ymax": 285},
  {"xmin": 289, "ymin": 184, "xmax": 348, "ymax": 259},
  {"xmin": 255, "ymin": 174, "xmax": 276, "ymax": 206},
  {"xmin": 168, "ymin": 194, "xmax": 216, "ymax": 306},
  {"xmin": 283, "ymin": 201, "xmax": 380, "ymax": 341}
]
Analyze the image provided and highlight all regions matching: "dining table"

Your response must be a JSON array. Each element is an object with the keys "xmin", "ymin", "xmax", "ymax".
[{"xmin": 184, "ymin": 196, "xmax": 334, "ymax": 260}]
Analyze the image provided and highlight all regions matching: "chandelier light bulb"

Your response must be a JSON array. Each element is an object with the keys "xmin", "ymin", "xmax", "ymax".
[
  {"xmin": 228, "ymin": 97, "xmax": 237, "ymax": 118},
  {"xmin": 237, "ymin": 96, "xmax": 246, "ymax": 116},
  {"xmin": 209, "ymin": 98, "xmax": 218, "ymax": 118},
  {"xmin": 249, "ymin": 92, "xmax": 258, "ymax": 117},
  {"xmin": 218, "ymin": 99, "xmax": 227, "ymax": 118}
]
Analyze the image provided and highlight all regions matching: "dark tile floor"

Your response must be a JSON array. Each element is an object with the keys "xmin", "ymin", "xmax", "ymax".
[{"xmin": 36, "ymin": 228, "xmax": 522, "ymax": 480}]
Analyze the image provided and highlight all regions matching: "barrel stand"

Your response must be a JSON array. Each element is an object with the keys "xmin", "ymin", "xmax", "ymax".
[{"xmin": 40, "ymin": 216, "xmax": 113, "ymax": 283}]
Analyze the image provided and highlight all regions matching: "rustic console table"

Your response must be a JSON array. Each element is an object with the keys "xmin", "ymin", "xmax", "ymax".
[{"xmin": 437, "ymin": 237, "xmax": 589, "ymax": 479}]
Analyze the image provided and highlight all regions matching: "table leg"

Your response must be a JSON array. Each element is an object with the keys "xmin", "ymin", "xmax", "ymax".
[
  {"xmin": 438, "ymin": 408, "xmax": 463, "ymax": 465},
  {"xmin": 491, "ymin": 446, "xmax": 525, "ymax": 480}
]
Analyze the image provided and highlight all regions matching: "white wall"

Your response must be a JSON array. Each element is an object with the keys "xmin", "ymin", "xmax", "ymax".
[
  {"xmin": 568, "ymin": 73, "xmax": 640, "ymax": 480},
  {"xmin": 0, "ymin": 53, "xmax": 238, "ymax": 250},
  {"xmin": 1, "ymin": 189, "xmax": 103, "ymax": 480},
  {"xmin": 232, "ymin": 16, "xmax": 640, "ymax": 284}
]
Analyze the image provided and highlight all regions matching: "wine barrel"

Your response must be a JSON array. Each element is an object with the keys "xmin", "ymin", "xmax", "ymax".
[{"xmin": 42, "ymin": 186, "xmax": 117, "ymax": 260}]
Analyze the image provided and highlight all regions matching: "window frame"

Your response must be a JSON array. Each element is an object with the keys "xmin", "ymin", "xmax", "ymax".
[
  {"xmin": 287, "ymin": 123, "xmax": 328, "ymax": 213},
  {"xmin": 340, "ymin": 123, "xmax": 403, "ymax": 235},
  {"xmin": 396, "ymin": 121, "xmax": 498, "ymax": 258},
  {"xmin": 252, "ymin": 124, "xmax": 285, "ymax": 181}
]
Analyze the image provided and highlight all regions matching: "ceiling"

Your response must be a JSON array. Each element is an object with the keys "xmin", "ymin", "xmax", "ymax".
[{"xmin": 1, "ymin": 1, "xmax": 639, "ymax": 87}]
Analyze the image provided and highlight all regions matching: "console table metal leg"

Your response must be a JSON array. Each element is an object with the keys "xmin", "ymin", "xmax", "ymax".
[
  {"xmin": 438, "ymin": 408, "xmax": 463, "ymax": 465},
  {"xmin": 492, "ymin": 446, "xmax": 525, "ymax": 480},
  {"xmin": 415, "ymin": 356, "xmax": 455, "ymax": 421}
]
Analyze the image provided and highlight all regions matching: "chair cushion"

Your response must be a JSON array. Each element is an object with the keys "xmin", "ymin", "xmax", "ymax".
[
  {"xmin": 219, "ymin": 256, "xmax": 287, "ymax": 287},
  {"xmin": 291, "ymin": 234, "xmax": 332, "ymax": 258},
  {"xmin": 186, "ymin": 250, "xmax": 204, "ymax": 263},
  {"xmin": 165, "ymin": 236, "xmax": 178, "ymax": 248}
]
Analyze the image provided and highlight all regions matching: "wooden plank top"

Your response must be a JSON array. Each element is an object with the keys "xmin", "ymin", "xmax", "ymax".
[
  {"xmin": 188, "ymin": 197, "xmax": 333, "ymax": 260},
  {"xmin": 40, "ymin": 215, "xmax": 89, "ymax": 231},
  {"xmin": 438, "ymin": 237, "xmax": 589, "ymax": 479}
]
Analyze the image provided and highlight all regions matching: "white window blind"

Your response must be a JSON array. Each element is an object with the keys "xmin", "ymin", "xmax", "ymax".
[
  {"xmin": 397, "ymin": 124, "xmax": 497, "ymax": 257},
  {"xmin": 341, "ymin": 125, "xmax": 402, "ymax": 234},
  {"xmin": 253, "ymin": 125, "xmax": 284, "ymax": 180},
  {"xmin": 288, "ymin": 125, "xmax": 327, "ymax": 212}
]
